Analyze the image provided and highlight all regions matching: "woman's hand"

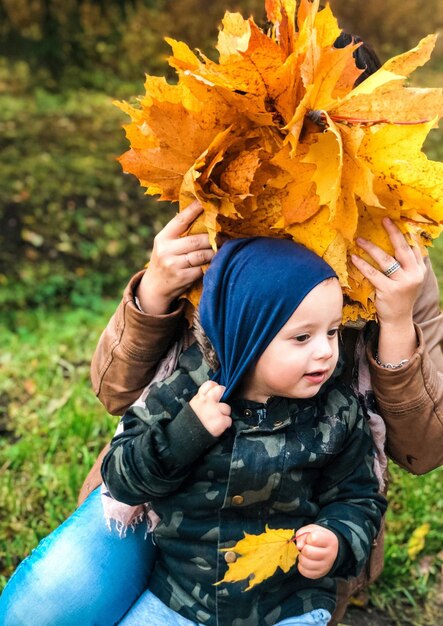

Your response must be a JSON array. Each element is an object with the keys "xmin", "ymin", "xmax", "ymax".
[
  {"xmin": 190, "ymin": 381, "xmax": 232, "ymax": 437},
  {"xmin": 351, "ymin": 218, "xmax": 426, "ymax": 327},
  {"xmin": 351, "ymin": 218, "xmax": 426, "ymax": 364},
  {"xmin": 295, "ymin": 524, "xmax": 339, "ymax": 579},
  {"xmin": 136, "ymin": 200, "xmax": 215, "ymax": 315}
]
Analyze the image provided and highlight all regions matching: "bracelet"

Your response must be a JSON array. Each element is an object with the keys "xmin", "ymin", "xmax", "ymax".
[
  {"xmin": 134, "ymin": 295, "xmax": 145, "ymax": 313},
  {"xmin": 375, "ymin": 353, "xmax": 409, "ymax": 370}
]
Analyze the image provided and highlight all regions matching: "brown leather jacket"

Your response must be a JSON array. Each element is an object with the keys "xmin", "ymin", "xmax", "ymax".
[
  {"xmin": 90, "ymin": 257, "xmax": 443, "ymax": 468},
  {"xmin": 82, "ymin": 257, "xmax": 442, "ymax": 624}
]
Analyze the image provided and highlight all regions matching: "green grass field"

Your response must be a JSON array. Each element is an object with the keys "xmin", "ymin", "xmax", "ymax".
[
  {"xmin": 0, "ymin": 241, "xmax": 442, "ymax": 623},
  {"xmin": 0, "ymin": 301, "xmax": 117, "ymax": 580}
]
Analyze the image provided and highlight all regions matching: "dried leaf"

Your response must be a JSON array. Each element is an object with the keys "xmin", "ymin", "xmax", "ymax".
[
  {"xmin": 116, "ymin": 1, "xmax": 443, "ymax": 323},
  {"xmin": 23, "ymin": 379, "xmax": 37, "ymax": 396},
  {"xmin": 217, "ymin": 525, "xmax": 299, "ymax": 590}
]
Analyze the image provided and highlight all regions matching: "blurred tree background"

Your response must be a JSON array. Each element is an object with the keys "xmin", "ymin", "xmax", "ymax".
[
  {"xmin": 0, "ymin": 2, "xmax": 442, "ymax": 621},
  {"xmin": 0, "ymin": 0, "xmax": 442, "ymax": 311}
]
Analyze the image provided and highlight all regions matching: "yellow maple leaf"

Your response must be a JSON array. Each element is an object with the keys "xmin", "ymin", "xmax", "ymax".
[
  {"xmin": 407, "ymin": 523, "xmax": 431, "ymax": 560},
  {"xmin": 217, "ymin": 525, "xmax": 299, "ymax": 591},
  {"xmin": 116, "ymin": 1, "xmax": 443, "ymax": 323}
]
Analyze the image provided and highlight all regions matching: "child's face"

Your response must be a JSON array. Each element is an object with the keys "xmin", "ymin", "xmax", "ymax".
[{"xmin": 240, "ymin": 278, "xmax": 343, "ymax": 403}]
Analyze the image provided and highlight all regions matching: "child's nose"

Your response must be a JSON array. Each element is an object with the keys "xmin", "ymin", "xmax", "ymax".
[{"xmin": 313, "ymin": 337, "xmax": 334, "ymax": 360}]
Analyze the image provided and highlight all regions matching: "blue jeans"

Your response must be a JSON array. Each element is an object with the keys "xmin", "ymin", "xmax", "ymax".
[
  {"xmin": 119, "ymin": 589, "xmax": 332, "ymax": 625},
  {"xmin": 0, "ymin": 488, "xmax": 157, "ymax": 626}
]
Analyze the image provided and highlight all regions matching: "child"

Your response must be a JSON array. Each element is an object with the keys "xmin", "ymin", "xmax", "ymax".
[{"xmin": 101, "ymin": 237, "xmax": 386, "ymax": 626}]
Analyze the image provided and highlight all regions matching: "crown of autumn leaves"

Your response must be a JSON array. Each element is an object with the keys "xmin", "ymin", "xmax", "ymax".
[{"xmin": 116, "ymin": 0, "xmax": 443, "ymax": 323}]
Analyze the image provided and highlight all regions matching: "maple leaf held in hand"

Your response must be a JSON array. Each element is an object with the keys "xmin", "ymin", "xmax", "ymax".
[
  {"xmin": 116, "ymin": 0, "xmax": 443, "ymax": 322},
  {"xmin": 216, "ymin": 525, "xmax": 299, "ymax": 591}
]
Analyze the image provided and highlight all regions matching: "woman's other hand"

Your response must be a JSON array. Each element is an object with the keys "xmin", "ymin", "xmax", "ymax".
[
  {"xmin": 136, "ymin": 200, "xmax": 215, "ymax": 315},
  {"xmin": 351, "ymin": 218, "xmax": 426, "ymax": 364}
]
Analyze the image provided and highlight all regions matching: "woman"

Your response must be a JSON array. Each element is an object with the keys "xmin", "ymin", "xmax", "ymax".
[{"xmin": 1, "ymin": 36, "xmax": 442, "ymax": 626}]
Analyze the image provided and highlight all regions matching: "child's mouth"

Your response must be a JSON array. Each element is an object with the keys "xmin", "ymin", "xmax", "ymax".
[{"xmin": 303, "ymin": 370, "xmax": 328, "ymax": 384}]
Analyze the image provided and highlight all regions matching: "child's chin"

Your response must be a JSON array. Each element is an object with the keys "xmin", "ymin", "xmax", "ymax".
[
  {"xmin": 301, "ymin": 389, "xmax": 321, "ymax": 399},
  {"xmin": 283, "ymin": 387, "xmax": 320, "ymax": 400}
]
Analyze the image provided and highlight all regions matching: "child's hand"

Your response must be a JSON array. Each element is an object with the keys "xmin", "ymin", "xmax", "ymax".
[
  {"xmin": 190, "ymin": 381, "xmax": 232, "ymax": 437},
  {"xmin": 295, "ymin": 524, "xmax": 339, "ymax": 579}
]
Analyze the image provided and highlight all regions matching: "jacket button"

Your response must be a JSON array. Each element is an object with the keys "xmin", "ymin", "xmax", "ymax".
[
  {"xmin": 224, "ymin": 551, "xmax": 237, "ymax": 563},
  {"xmin": 232, "ymin": 495, "xmax": 244, "ymax": 505},
  {"xmin": 243, "ymin": 409, "xmax": 253, "ymax": 418}
]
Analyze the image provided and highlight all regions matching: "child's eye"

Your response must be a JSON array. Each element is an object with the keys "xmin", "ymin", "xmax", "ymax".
[
  {"xmin": 294, "ymin": 334, "xmax": 310, "ymax": 343},
  {"xmin": 327, "ymin": 328, "xmax": 339, "ymax": 338}
]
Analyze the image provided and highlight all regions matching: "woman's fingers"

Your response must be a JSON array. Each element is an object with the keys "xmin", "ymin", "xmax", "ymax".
[
  {"xmin": 154, "ymin": 202, "xmax": 214, "ymax": 270},
  {"xmin": 355, "ymin": 218, "xmax": 423, "ymax": 277},
  {"xmin": 350, "ymin": 253, "xmax": 393, "ymax": 287},
  {"xmin": 382, "ymin": 218, "xmax": 423, "ymax": 269},
  {"xmin": 354, "ymin": 237, "xmax": 403, "ymax": 280},
  {"xmin": 181, "ymin": 247, "xmax": 214, "ymax": 270},
  {"xmin": 136, "ymin": 202, "xmax": 214, "ymax": 314},
  {"xmin": 353, "ymin": 218, "xmax": 427, "ymax": 286},
  {"xmin": 161, "ymin": 200, "xmax": 204, "ymax": 238}
]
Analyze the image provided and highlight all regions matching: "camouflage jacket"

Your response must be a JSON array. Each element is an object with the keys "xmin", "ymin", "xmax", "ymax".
[{"xmin": 102, "ymin": 343, "xmax": 386, "ymax": 626}]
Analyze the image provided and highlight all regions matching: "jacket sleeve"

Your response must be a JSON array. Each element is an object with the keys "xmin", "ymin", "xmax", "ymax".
[
  {"xmin": 368, "ymin": 257, "xmax": 443, "ymax": 475},
  {"xmin": 101, "ymin": 368, "xmax": 217, "ymax": 505},
  {"xmin": 314, "ymin": 395, "xmax": 387, "ymax": 580},
  {"xmin": 90, "ymin": 270, "xmax": 186, "ymax": 415}
]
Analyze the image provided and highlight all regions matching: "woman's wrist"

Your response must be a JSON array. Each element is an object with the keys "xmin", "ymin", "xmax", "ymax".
[
  {"xmin": 376, "ymin": 319, "xmax": 417, "ymax": 365},
  {"xmin": 374, "ymin": 353, "xmax": 410, "ymax": 370},
  {"xmin": 136, "ymin": 272, "xmax": 175, "ymax": 315}
]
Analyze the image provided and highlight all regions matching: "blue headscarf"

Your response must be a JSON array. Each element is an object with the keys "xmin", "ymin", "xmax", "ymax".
[{"xmin": 199, "ymin": 237, "xmax": 337, "ymax": 399}]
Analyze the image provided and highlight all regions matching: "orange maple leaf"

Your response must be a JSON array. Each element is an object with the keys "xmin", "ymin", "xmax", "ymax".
[{"xmin": 116, "ymin": 0, "xmax": 443, "ymax": 323}]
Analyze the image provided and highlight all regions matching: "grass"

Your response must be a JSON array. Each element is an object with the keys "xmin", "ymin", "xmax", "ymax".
[
  {"xmin": 0, "ymin": 300, "xmax": 118, "ymax": 585},
  {"xmin": 372, "ymin": 464, "xmax": 443, "ymax": 624},
  {"xmin": 0, "ymin": 86, "xmax": 168, "ymax": 312},
  {"xmin": 0, "ymin": 272, "xmax": 442, "ymax": 622}
]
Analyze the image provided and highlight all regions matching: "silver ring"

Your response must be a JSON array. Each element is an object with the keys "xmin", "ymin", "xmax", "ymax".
[{"xmin": 383, "ymin": 260, "xmax": 401, "ymax": 277}]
